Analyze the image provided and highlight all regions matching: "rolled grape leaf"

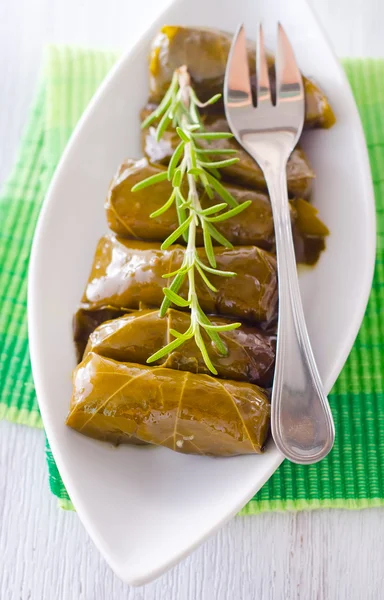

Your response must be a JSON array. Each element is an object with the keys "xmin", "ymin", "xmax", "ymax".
[
  {"xmin": 141, "ymin": 106, "xmax": 314, "ymax": 198},
  {"xmin": 84, "ymin": 308, "xmax": 276, "ymax": 386},
  {"xmin": 81, "ymin": 235, "xmax": 278, "ymax": 325},
  {"xmin": 66, "ymin": 352, "xmax": 271, "ymax": 456},
  {"xmin": 106, "ymin": 157, "xmax": 275, "ymax": 249},
  {"xmin": 148, "ymin": 25, "xmax": 335, "ymax": 129},
  {"xmin": 73, "ymin": 304, "xmax": 130, "ymax": 361},
  {"xmin": 106, "ymin": 158, "xmax": 328, "ymax": 263}
]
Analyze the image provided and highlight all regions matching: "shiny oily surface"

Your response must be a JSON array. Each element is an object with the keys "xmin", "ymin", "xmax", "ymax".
[
  {"xmin": 106, "ymin": 158, "xmax": 275, "ymax": 248},
  {"xmin": 148, "ymin": 25, "xmax": 336, "ymax": 128},
  {"xmin": 66, "ymin": 352, "xmax": 271, "ymax": 456},
  {"xmin": 82, "ymin": 235, "xmax": 278, "ymax": 324},
  {"xmin": 141, "ymin": 107, "xmax": 315, "ymax": 197},
  {"xmin": 106, "ymin": 158, "xmax": 329, "ymax": 262},
  {"xmin": 84, "ymin": 308, "xmax": 276, "ymax": 386}
]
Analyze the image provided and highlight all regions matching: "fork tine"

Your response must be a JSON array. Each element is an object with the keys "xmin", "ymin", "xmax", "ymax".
[
  {"xmin": 275, "ymin": 23, "xmax": 304, "ymax": 106},
  {"xmin": 224, "ymin": 24, "xmax": 253, "ymax": 109},
  {"xmin": 256, "ymin": 24, "xmax": 272, "ymax": 105}
]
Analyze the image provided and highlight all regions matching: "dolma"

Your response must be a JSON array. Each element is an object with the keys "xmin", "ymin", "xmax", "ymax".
[
  {"xmin": 141, "ymin": 107, "xmax": 314, "ymax": 198},
  {"xmin": 66, "ymin": 352, "xmax": 271, "ymax": 456},
  {"xmin": 84, "ymin": 308, "xmax": 276, "ymax": 386},
  {"xmin": 148, "ymin": 26, "xmax": 335, "ymax": 129},
  {"xmin": 82, "ymin": 235, "xmax": 278, "ymax": 325},
  {"xmin": 106, "ymin": 157, "xmax": 275, "ymax": 249},
  {"xmin": 106, "ymin": 158, "xmax": 328, "ymax": 262}
]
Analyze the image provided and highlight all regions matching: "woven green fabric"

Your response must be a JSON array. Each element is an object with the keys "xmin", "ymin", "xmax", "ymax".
[{"xmin": 1, "ymin": 47, "xmax": 384, "ymax": 513}]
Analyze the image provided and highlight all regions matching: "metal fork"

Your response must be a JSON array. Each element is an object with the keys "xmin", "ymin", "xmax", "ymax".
[{"xmin": 224, "ymin": 24, "xmax": 335, "ymax": 464}]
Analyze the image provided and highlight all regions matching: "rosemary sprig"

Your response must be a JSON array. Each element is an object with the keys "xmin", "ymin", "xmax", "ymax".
[{"xmin": 132, "ymin": 66, "xmax": 251, "ymax": 375}]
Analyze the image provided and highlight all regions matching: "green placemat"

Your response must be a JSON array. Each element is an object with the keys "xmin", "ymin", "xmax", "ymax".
[{"xmin": 1, "ymin": 47, "xmax": 384, "ymax": 513}]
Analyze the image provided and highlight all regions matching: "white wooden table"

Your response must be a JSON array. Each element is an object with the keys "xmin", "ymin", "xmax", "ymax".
[{"xmin": 1, "ymin": 1, "xmax": 384, "ymax": 598}]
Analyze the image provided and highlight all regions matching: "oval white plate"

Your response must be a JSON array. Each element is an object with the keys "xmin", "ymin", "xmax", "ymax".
[{"xmin": 28, "ymin": 0, "xmax": 375, "ymax": 586}]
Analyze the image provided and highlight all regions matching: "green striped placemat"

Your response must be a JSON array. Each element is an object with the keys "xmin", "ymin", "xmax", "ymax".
[{"xmin": 1, "ymin": 47, "xmax": 384, "ymax": 513}]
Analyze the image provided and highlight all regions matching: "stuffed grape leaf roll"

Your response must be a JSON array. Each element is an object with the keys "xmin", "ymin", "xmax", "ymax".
[
  {"xmin": 66, "ymin": 352, "xmax": 271, "ymax": 456},
  {"xmin": 84, "ymin": 308, "xmax": 276, "ymax": 386},
  {"xmin": 81, "ymin": 235, "xmax": 278, "ymax": 325},
  {"xmin": 106, "ymin": 158, "xmax": 328, "ymax": 262},
  {"xmin": 148, "ymin": 25, "xmax": 335, "ymax": 129},
  {"xmin": 106, "ymin": 158, "xmax": 275, "ymax": 249}
]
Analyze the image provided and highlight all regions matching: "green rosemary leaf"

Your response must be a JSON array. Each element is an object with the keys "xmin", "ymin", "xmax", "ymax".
[
  {"xmin": 169, "ymin": 328, "xmax": 186, "ymax": 339},
  {"xmin": 205, "ymin": 165, "xmax": 222, "ymax": 179},
  {"xmin": 175, "ymin": 193, "xmax": 188, "ymax": 240},
  {"xmin": 187, "ymin": 167, "xmax": 203, "ymax": 177},
  {"xmin": 141, "ymin": 84, "xmax": 173, "ymax": 128},
  {"xmin": 163, "ymin": 287, "xmax": 190, "ymax": 307},
  {"xmin": 150, "ymin": 190, "xmax": 176, "ymax": 218},
  {"xmin": 188, "ymin": 87, "xmax": 200, "ymax": 106},
  {"xmin": 159, "ymin": 297, "xmax": 172, "ymax": 317},
  {"xmin": 195, "ymin": 308, "xmax": 228, "ymax": 355},
  {"xmin": 156, "ymin": 111, "xmax": 172, "ymax": 142},
  {"xmin": 206, "ymin": 223, "xmax": 233, "ymax": 249},
  {"xmin": 167, "ymin": 141, "xmax": 185, "ymax": 180},
  {"xmin": 195, "ymin": 258, "xmax": 236, "ymax": 277},
  {"xmin": 193, "ymin": 132, "xmax": 234, "ymax": 140},
  {"xmin": 176, "ymin": 186, "xmax": 187, "ymax": 204},
  {"xmin": 198, "ymin": 203, "xmax": 227, "ymax": 216},
  {"xmin": 195, "ymin": 171, "xmax": 213, "ymax": 198},
  {"xmin": 155, "ymin": 72, "xmax": 179, "ymax": 113},
  {"xmin": 206, "ymin": 200, "xmax": 252, "ymax": 222},
  {"xmin": 167, "ymin": 103, "xmax": 177, "ymax": 122},
  {"xmin": 203, "ymin": 173, "xmax": 238, "ymax": 208},
  {"xmin": 199, "ymin": 158, "xmax": 240, "ymax": 169},
  {"xmin": 172, "ymin": 168, "xmax": 183, "ymax": 188},
  {"xmin": 169, "ymin": 272, "xmax": 187, "ymax": 291},
  {"xmin": 203, "ymin": 322, "xmax": 242, "ymax": 332},
  {"xmin": 160, "ymin": 271, "xmax": 185, "ymax": 316},
  {"xmin": 162, "ymin": 264, "xmax": 190, "ymax": 278},
  {"xmin": 147, "ymin": 335, "xmax": 188, "ymax": 363},
  {"xmin": 200, "ymin": 93, "xmax": 222, "ymax": 106},
  {"xmin": 141, "ymin": 111, "xmax": 160, "ymax": 130},
  {"xmin": 131, "ymin": 171, "xmax": 168, "ymax": 192},
  {"xmin": 176, "ymin": 127, "xmax": 190, "ymax": 142},
  {"xmin": 195, "ymin": 263, "xmax": 218, "ymax": 292},
  {"xmin": 189, "ymin": 88, "xmax": 222, "ymax": 108},
  {"xmin": 203, "ymin": 328, "xmax": 227, "ymax": 355},
  {"xmin": 178, "ymin": 100, "xmax": 193, "ymax": 121},
  {"xmin": 194, "ymin": 328, "xmax": 218, "ymax": 375},
  {"xmin": 195, "ymin": 148, "xmax": 237, "ymax": 155},
  {"xmin": 161, "ymin": 214, "xmax": 193, "ymax": 249},
  {"xmin": 204, "ymin": 183, "xmax": 215, "ymax": 199},
  {"xmin": 189, "ymin": 143, "xmax": 197, "ymax": 170},
  {"xmin": 202, "ymin": 221, "xmax": 216, "ymax": 267},
  {"xmin": 205, "ymin": 331, "xmax": 227, "ymax": 356}
]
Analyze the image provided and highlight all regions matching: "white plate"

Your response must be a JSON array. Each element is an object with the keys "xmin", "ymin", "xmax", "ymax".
[{"xmin": 28, "ymin": 0, "xmax": 375, "ymax": 586}]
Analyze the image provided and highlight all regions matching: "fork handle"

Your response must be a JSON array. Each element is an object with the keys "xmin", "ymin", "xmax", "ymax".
[{"xmin": 265, "ymin": 161, "xmax": 335, "ymax": 465}]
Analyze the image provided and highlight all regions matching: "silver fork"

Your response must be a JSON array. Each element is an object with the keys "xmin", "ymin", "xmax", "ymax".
[{"xmin": 224, "ymin": 24, "xmax": 335, "ymax": 464}]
